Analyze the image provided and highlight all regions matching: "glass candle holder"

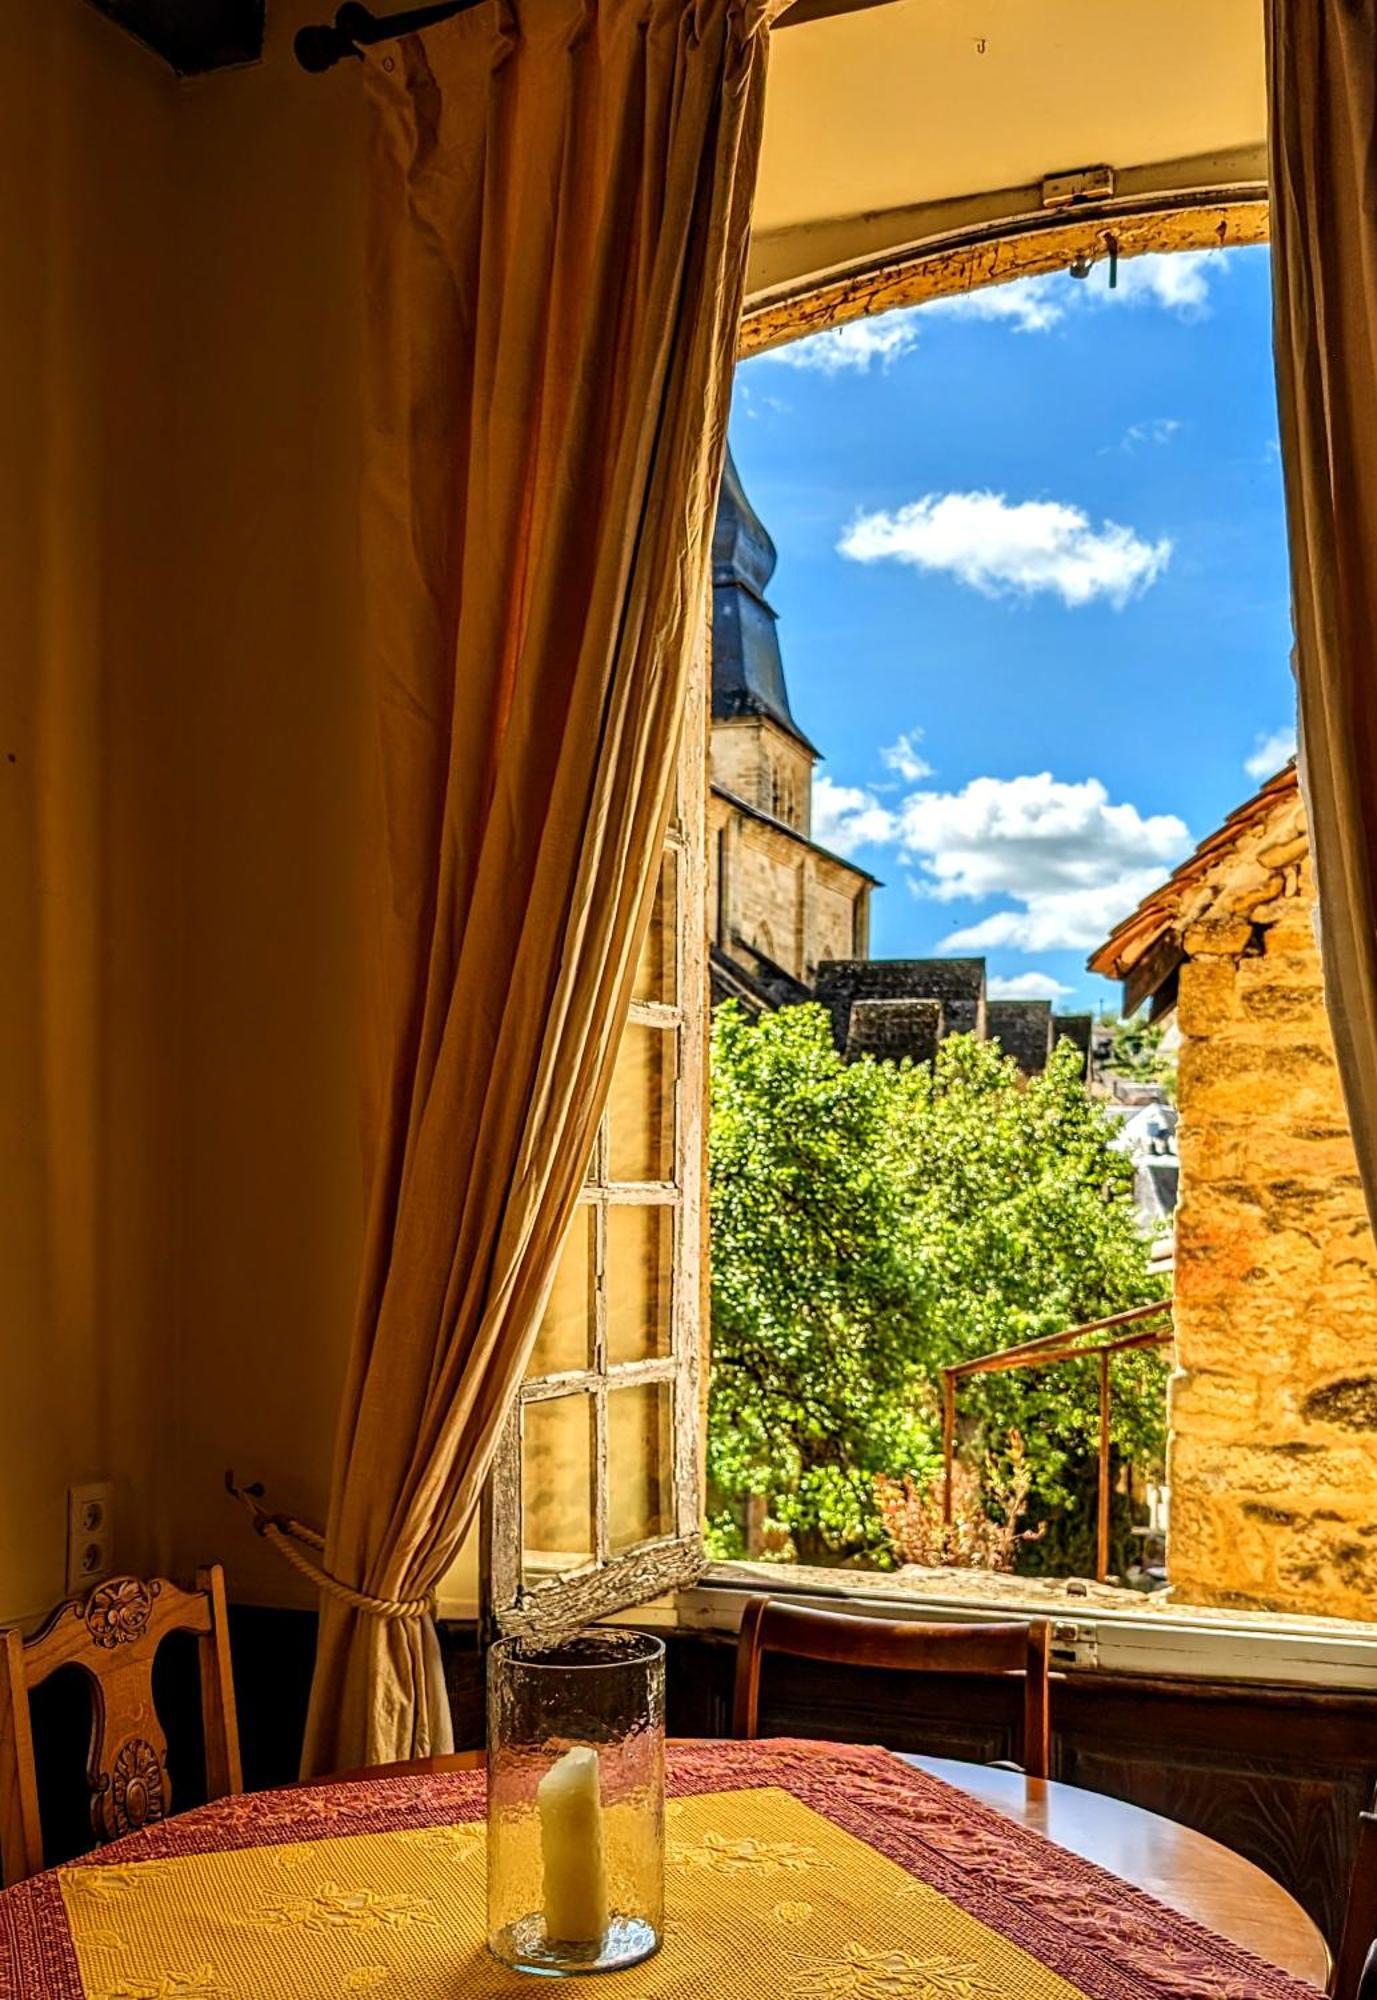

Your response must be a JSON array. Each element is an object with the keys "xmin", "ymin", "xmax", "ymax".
[{"xmin": 486, "ymin": 1631, "xmax": 666, "ymax": 1976}]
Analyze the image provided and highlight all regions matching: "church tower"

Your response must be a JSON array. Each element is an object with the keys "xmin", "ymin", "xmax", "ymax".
[
  {"xmin": 708, "ymin": 450, "xmax": 874, "ymax": 999},
  {"xmin": 710, "ymin": 450, "xmax": 818, "ymax": 836}
]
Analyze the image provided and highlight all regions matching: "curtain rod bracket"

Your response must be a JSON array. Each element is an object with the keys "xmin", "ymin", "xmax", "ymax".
[{"xmin": 295, "ymin": 0, "xmax": 483, "ymax": 73}]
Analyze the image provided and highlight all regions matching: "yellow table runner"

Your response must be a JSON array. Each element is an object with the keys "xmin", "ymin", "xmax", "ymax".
[
  {"xmin": 58, "ymin": 1789, "xmax": 1083, "ymax": 2000},
  {"xmin": 0, "ymin": 1742, "xmax": 1324, "ymax": 2000}
]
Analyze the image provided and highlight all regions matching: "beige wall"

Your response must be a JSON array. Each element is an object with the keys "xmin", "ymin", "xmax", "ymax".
[
  {"xmin": 710, "ymin": 717, "xmax": 812, "ymax": 834},
  {"xmin": 709, "ymin": 791, "xmax": 868, "ymax": 986},
  {"xmin": 1170, "ymin": 842, "xmax": 1377, "ymax": 1619},
  {"xmin": 1, "ymin": 1, "xmax": 180, "ymax": 1621},
  {"xmin": 1, "ymin": 0, "xmax": 374, "ymax": 1622},
  {"xmin": 166, "ymin": 0, "xmax": 371, "ymax": 1608}
]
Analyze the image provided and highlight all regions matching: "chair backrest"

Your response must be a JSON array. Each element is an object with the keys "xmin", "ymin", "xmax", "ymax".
[
  {"xmin": 732, "ymin": 1596, "xmax": 1052, "ymax": 1778},
  {"xmin": 1334, "ymin": 1795, "xmax": 1377, "ymax": 2000},
  {"xmin": 1357, "ymin": 1941, "xmax": 1377, "ymax": 2000},
  {"xmin": 0, "ymin": 1565, "xmax": 242, "ymax": 1886}
]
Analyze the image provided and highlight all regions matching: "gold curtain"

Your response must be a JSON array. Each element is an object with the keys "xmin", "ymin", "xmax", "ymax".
[
  {"xmin": 1268, "ymin": 0, "xmax": 1377, "ymax": 1231},
  {"xmin": 301, "ymin": 0, "xmax": 771, "ymax": 1776}
]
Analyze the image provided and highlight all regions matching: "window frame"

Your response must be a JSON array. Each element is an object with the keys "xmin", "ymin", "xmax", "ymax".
[{"xmin": 483, "ymin": 643, "xmax": 708, "ymax": 1639}]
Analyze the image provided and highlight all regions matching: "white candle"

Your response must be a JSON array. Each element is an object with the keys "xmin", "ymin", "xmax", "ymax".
[{"xmin": 538, "ymin": 1744, "xmax": 609, "ymax": 1945}]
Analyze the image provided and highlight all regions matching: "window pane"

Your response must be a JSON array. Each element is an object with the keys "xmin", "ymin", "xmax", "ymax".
[
  {"xmin": 633, "ymin": 849, "xmax": 678, "ymax": 1005},
  {"xmin": 522, "ymin": 1394, "xmax": 594, "ymax": 1580},
  {"xmin": 527, "ymin": 1208, "xmax": 593, "ymax": 1378},
  {"xmin": 606, "ymin": 1204, "xmax": 673, "ymax": 1364},
  {"xmin": 608, "ymin": 1382, "xmax": 674, "ymax": 1553},
  {"xmin": 607, "ymin": 1024, "xmax": 675, "ymax": 1183}
]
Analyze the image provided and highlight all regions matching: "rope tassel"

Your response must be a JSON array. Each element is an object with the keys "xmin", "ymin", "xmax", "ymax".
[{"xmin": 224, "ymin": 1471, "xmax": 436, "ymax": 1622}]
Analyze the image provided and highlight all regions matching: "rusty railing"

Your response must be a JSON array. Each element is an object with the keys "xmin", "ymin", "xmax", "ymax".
[{"xmin": 939, "ymin": 1299, "xmax": 1174, "ymax": 1584}]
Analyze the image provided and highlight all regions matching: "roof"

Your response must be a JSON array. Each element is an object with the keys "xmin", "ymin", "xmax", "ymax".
[
  {"xmin": 711, "ymin": 450, "xmax": 818, "ymax": 757},
  {"xmin": 712, "ymin": 785, "xmax": 880, "ymax": 886},
  {"xmin": 1089, "ymin": 761, "xmax": 1299, "ymax": 1008}
]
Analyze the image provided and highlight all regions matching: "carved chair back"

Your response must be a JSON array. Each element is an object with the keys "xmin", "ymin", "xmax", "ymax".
[
  {"xmin": 0, "ymin": 1566, "xmax": 242, "ymax": 1887},
  {"xmin": 732, "ymin": 1596, "xmax": 1053, "ymax": 1779},
  {"xmin": 1334, "ymin": 1792, "xmax": 1377, "ymax": 2000}
]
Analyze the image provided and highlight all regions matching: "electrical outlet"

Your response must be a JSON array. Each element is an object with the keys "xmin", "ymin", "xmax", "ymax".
[{"xmin": 67, "ymin": 1481, "xmax": 115, "ymax": 1597}]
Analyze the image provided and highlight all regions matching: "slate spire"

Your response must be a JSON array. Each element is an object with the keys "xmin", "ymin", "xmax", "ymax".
[{"xmin": 711, "ymin": 448, "xmax": 817, "ymax": 755}]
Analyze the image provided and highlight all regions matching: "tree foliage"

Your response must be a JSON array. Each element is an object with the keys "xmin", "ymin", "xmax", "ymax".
[
  {"xmin": 1106, "ymin": 1012, "xmax": 1178, "ymax": 1100},
  {"xmin": 707, "ymin": 1003, "xmax": 1167, "ymax": 1570}
]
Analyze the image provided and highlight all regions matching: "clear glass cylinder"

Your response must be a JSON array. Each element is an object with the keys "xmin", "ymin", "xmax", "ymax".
[{"xmin": 486, "ymin": 1631, "xmax": 666, "ymax": 1976}]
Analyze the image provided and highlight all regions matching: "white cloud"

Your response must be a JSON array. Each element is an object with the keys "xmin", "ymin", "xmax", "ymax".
[
  {"xmin": 923, "ymin": 278, "xmax": 1066, "ymax": 334},
  {"xmin": 839, "ymin": 491, "xmax": 1172, "ymax": 609},
  {"xmin": 1116, "ymin": 417, "xmax": 1182, "ymax": 453},
  {"xmin": 751, "ymin": 251, "xmax": 1222, "ymax": 380},
  {"xmin": 886, "ymin": 772, "xmax": 1189, "ymax": 953},
  {"xmin": 1110, "ymin": 251, "xmax": 1213, "ymax": 314},
  {"xmin": 987, "ymin": 971, "xmax": 1074, "ymax": 1000},
  {"xmin": 763, "ymin": 314, "xmax": 921, "ymax": 375},
  {"xmin": 1245, "ymin": 726, "xmax": 1297, "ymax": 782},
  {"xmin": 812, "ymin": 775, "xmax": 898, "ymax": 856},
  {"xmin": 817, "ymin": 762, "xmax": 1190, "ymax": 954},
  {"xmin": 921, "ymin": 250, "xmax": 1216, "ymax": 334},
  {"xmin": 939, "ymin": 876, "xmax": 1169, "ymax": 954},
  {"xmin": 881, "ymin": 729, "xmax": 933, "ymax": 783},
  {"xmin": 895, "ymin": 773, "xmax": 1187, "ymax": 903}
]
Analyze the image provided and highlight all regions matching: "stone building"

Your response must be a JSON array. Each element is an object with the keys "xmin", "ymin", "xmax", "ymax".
[
  {"xmin": 709, "ymin": 452, "xmax": 1091, "ymax": 1076},
  {"xmin": 1092, "ymin": 763, "xmax": 1377, "ymax": 1620}
]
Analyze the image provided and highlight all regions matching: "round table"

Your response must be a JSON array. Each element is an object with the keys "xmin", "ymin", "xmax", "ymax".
[
  {"xmin": 904, "ymin": 1754, "xmax": 1331, "ymax": 1990},
  {"xmin": 362, "ymin": 1743, "xmax": 1332, "ymax": 1990}
]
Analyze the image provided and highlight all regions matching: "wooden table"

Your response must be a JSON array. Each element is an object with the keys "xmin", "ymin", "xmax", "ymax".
[
  {"xmin": 380, "ymin": 1744, "xmax": 1331, "ymax": 1990},
  {"xmin": 904, "ymin": 1753, "xmax": 1331, "ymax": 1990}
]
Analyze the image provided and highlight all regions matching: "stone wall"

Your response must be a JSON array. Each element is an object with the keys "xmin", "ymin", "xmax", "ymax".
[
  {"xmin": 987, "ymin": 999, "xmax": 1054, "ymax": 1076},
  {"xmin": 815, "ymin": 958, "xmax": 987, "ymax": 1053},
  {"xmin": 709, "ymin": 716, "xmax": 813, "ymax": 835},
  {"xmin": 708, "ymin": 790, "xmax": 870, "ymax": 987},
  {"xmin": 1170, "ymin": 845, "xmax": 1377, "ymax": 1619}
]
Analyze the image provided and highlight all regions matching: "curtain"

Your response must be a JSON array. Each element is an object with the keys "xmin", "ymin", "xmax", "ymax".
[
  {"xmin": 301, "ymin": 0, "xmax": 772, "ymax": 1776},
  {"xmin": 1268, "ymin": 0, "xmax": 1377, "ymax": 1232}
]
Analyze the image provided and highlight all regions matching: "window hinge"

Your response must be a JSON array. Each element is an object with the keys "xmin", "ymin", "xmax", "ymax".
[
  {"xmin": 1050, "ymin": 1620, "xmax": 1099, "ymax": 1670},
  {"xmin": 1042, "ymin": 165, "xmax": 1115, "ymax": 210}
]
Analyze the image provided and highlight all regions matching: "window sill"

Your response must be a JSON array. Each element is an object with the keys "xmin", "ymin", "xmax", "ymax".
[{"xmin": 680, "ymin": 1560, "xmax": 1377, "ymax": 1692}]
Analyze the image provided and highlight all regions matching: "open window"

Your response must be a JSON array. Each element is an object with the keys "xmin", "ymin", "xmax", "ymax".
[{"xmin": 483, "ymin": 648, "xmax": 709, "ymax": 1637}]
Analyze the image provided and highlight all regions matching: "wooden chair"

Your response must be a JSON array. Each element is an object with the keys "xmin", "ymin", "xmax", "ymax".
[
  {"xmin": 1333, "ymin": 1788, "xmax": 1377, "ymax": 2000},
  {"xmin": 0, "ymin": 1566, "xmax": 242, "ymax": 1886},
  {"xmin": 1357, "ymin": 1943, "xmax": 1377, "ymax": 2000},
  {"xmin": 732, "ymin": 1596, "xmax": 1052, "ymax": 1779}
]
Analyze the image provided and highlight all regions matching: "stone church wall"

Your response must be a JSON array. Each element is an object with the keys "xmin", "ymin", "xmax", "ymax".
[{"xmin": 1169, "ymin": 852, "xmax": 1377, "ymax": 1620}]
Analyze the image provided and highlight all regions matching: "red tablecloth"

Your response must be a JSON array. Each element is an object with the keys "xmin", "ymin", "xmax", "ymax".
[{"xmin": 0, "ymin": 1741, "xmax": 1324, "ymax": 1999}]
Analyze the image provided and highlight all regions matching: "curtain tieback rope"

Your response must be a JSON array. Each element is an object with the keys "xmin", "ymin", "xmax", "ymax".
[{"xmin": 224, "ymin": 1471, "xmax": 437, "ymax": 1622}]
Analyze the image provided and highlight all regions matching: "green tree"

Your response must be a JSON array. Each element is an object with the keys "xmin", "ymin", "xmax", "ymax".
[
  {"xmin": 707, "ymin": 1003, "xmax": 1167, "ymax": 1570},
  {"xmin": 1105, "ymin": 1011, "xmax": 1178, "ymax": 1100}
]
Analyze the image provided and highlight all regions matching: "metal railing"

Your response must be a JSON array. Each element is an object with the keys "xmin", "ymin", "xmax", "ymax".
[{"xmin": 939, "ymin": 1299, "xmax": 1174, "ymax": 1584}]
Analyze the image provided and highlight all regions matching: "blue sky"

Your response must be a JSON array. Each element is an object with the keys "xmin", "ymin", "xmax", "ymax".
[{"xmin": 730, "ymin": 243, "xmax": 1295, "ymax": 1013}]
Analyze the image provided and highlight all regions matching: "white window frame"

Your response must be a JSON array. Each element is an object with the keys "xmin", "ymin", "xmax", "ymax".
[{"xmin": 484, "ymin": 645, "xmax": 708, "ymax": 1639}]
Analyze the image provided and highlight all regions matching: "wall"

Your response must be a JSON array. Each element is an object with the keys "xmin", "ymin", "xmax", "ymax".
[
  {"xmin": 164, "ymin": 0, "xmax": 372, "ymax": 1605},
  {"xmin": 0, "ymin": 0, "xmax": 374, "ymax": 1624},
  {"xmin": 0, "ymin": 1, "xmax": 180, "ymax": 1621},
  {"xmin": 709, "ymin": 792, "xmax": 869, "ymax": 987},
  {"xmin": 1170, "ymin": 812, "xmax": 1377, "ymax": 1618}
]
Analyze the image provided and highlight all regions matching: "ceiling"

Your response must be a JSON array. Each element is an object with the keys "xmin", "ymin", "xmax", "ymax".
[
  {"xmin": 748, "ymin": 0, "xmax": 1268, "ymax": 301},
  {"xmin": 86, "ymin": 0, "xmax": 1268, "ymax": 299}
]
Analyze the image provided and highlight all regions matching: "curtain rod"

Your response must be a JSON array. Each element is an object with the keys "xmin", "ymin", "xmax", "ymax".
[
  {"xmin": 296, "ymin": 0, "xmax": 898, "ymax": 71},
  {"xmin": 295, "ymin": 2, "xmax": 480, "ymax": 72}
]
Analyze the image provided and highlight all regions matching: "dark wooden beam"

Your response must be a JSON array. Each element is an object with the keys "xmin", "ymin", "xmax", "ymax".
[
  {"xmin": 1124, "ymin": 930, "xmax": 1184, "ymax": 1019},
  {"xmin": 84, "ymin": 0, "xmax": 264, "ymax": 75},
  {"xmin": 775, "ymin": 0, "xmax": 901, "ymax": 25}
]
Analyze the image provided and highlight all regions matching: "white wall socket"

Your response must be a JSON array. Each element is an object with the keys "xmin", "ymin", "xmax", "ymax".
[{"xmin": 66, "ymin": 1481, "xmax": 115, "ymax": 1597}]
